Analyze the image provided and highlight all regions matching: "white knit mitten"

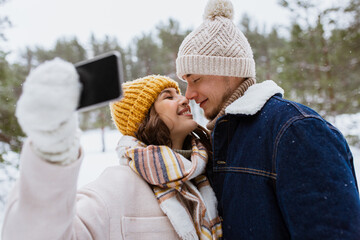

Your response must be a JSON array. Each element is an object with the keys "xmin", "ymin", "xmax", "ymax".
[{"xmin": 16, "ymin": 58, "xmax": 82, "ymax": 165}]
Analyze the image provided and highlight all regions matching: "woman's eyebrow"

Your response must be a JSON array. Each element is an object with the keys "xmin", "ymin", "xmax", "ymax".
[{"xmin": 159, "ymin": 89, "xmax": 173, "ymax": 96}]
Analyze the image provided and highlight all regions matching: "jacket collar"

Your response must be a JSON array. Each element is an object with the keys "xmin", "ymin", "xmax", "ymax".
[{"xmin": 225, "ymin": 80, "xmax": 284, "ymax": 116}]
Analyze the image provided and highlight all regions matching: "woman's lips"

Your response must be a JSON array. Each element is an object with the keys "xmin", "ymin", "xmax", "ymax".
[{"xmin": 178, "ymin": 107, "xmax": 192, "ymax": 116}]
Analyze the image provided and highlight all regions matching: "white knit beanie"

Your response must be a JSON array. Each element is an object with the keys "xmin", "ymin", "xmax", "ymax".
[{"xmin": 176, "ymin": 0, "xmax": 256, "ymax": 81}]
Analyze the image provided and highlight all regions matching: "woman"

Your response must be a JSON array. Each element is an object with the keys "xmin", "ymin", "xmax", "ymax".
[{"xmin": 2, "ymin": 58, "xmax": 222, "ymax": 240}]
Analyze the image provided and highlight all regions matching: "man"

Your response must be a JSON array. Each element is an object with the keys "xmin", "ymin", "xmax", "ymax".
[{"xmin": 176, "ymin": 0, "xmax": 360, "ymax": 239}]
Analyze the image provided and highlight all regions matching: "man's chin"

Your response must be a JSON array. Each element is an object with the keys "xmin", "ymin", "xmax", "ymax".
[{"xmin": 204, "ymin": 110, "xmax": 218, "ymax": 121}]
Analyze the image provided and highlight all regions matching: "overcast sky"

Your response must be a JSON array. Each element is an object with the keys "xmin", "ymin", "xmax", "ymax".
[
  {"xmin": 1, "ymin": 0, "xmax": 294, "ymax": 60},
  {"xmin": 5, "ymin": 0, "xmax": 345, "ymax": 63}
]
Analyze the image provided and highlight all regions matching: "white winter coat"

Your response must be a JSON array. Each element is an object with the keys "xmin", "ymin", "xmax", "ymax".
[{"xmin": 1, "ymin": 136, "xmax": 180, "ymax": 240}]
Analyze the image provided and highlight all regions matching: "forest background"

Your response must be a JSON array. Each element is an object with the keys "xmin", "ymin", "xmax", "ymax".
[{"xmin": 0, "ymin": 0, "xmax": 360, "ymax": 206}]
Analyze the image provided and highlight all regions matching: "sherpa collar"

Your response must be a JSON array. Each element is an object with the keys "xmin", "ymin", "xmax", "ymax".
[{"xmin": 225, "ymin": 80, "xmax": 284, "ymax": 115}]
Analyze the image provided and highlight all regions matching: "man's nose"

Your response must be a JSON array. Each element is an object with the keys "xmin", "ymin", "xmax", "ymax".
[{"xmin": 185, "ymin": 87, "xmax": 197, "ymax": 100}]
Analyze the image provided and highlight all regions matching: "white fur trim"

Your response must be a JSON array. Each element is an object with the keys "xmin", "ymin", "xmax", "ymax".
[
  {"xmin": 225, "ymin": 80, "xmax": 284, "ymax": 115},
  {"xmin": 203, "ymin": 0, "xmax": 234, "ymax": 20}
]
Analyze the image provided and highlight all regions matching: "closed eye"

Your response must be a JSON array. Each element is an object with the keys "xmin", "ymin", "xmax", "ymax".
[
  {"xmin": 159, "ymin": 88, "xmax": 177, "ymax": 100},
  {"xmin": 193, "ymin": 78, "xmax": 200, "ymax": 83},
  {"xmin": 160, "ymin": 92, "xmax": 174, "ymax": 100}
]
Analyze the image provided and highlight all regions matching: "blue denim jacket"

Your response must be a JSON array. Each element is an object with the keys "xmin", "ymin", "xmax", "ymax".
[{"xmin": 209, "ymin": 80, "xmax": 360, "ymax": 239}]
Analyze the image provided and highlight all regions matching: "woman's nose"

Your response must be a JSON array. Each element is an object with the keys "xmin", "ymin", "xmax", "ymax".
[{"xmin": 179, "ymin": 95, "xmax": 189, "ymax": 106}]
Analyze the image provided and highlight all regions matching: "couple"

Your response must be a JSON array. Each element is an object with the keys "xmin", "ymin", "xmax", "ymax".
[{"xmin": 3, "ymin": 0, "xmax": 360, "ymax": 239}]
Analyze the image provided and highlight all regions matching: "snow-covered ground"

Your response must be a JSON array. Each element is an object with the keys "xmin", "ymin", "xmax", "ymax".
[
  {"xmin": 0, "ymin": 113, "xmax": 360, "ymax": 237},
  {"xmin": 77, "ymin": 129, "xmax": 121, "ymax": 187}
]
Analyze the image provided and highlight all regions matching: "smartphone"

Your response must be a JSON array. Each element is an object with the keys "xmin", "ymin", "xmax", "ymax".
[{"xmin": 75, "ymin": 51, "xmax": 123, "ymax": 111}]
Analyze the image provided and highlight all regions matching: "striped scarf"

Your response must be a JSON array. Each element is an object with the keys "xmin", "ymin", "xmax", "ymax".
[{"xmin": 125, "ymin": 137, "xmax": 222, "ymax": 240}]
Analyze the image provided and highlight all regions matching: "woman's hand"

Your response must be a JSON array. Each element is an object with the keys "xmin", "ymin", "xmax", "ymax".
[{"xmin": 16, "ymin": 58, "xmax": 82, "ymax": 164}]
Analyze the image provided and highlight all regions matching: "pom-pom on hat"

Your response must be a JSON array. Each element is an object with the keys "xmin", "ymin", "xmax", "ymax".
[
  {"xmin": 176, "ymin": 0, "xmax": 256, "ymax": 81},
  {"xmin": 110, "ymin": 75, "xmax": 180, "ymax": 137}
]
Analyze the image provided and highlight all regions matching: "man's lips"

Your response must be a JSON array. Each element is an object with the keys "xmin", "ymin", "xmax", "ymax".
[{"xmin": 199, "ymin": 99, "xmax": 208, "ymax": 109}]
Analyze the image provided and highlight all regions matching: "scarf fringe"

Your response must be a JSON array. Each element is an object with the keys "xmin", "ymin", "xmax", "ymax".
[
  {"xmin": 159, "ymin": 197, "xmax": 198, "ymax": 240},
  {"xmin": 181, "ymin": 231, "xmax": 200, "ymax": 240}
]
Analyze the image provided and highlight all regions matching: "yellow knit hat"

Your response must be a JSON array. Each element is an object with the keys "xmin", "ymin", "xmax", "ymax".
[{"xmin": 110, "ymin": 75, "xmax": 181, "ymax": 137}]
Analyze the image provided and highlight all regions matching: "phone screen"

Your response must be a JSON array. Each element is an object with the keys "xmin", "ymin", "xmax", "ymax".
[{"xmin": 75, "ymin": 51, "xmax": 123, "ymax": 111}]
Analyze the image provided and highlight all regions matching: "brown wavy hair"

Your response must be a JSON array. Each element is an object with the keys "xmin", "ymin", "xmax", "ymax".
[{"xmin": 136, "ymin": 105, "xmax": 212, "ymax": 158}]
